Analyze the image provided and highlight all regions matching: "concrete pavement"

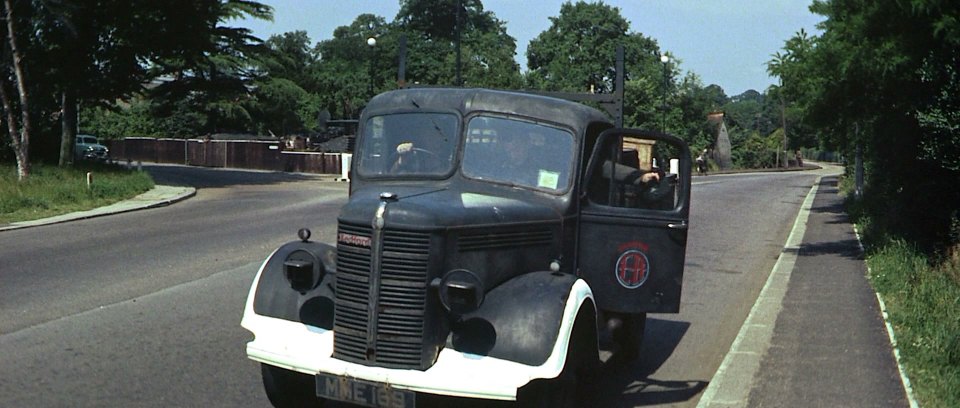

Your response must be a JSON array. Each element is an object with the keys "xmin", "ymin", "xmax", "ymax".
[
  {"xmin": 697, "ymin": 173, "xmax": 917, "ymax": 407},
  {"xmin": 0, "ymin": 185, "xmax": 195, "ymax": 232}
]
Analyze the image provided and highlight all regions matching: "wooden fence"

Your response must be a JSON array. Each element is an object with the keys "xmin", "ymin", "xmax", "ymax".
[{"xmin": 106, "ymin": 138, "xmax": 343, "ymax": 174}]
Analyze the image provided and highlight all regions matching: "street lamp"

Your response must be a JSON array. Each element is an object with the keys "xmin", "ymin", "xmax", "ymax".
[
  {"xmin": 659, "ymin": 54, "xmax": 670, "ymax": 133},
  {"xmin": 366, "ymin": 37, "xmax": 377, "ymax": 97}
]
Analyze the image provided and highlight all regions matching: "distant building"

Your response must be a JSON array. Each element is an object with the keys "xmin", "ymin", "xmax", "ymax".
[{"xmin": 707, "ymin": 112, "xmax": 733, "ymax": 169}]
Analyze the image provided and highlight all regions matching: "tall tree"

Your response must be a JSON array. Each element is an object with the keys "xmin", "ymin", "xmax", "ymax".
[
  {"xmin": 312, "ymin": 14, "xmax": 388, "ymax": 119},
  {"xmin": 395, "ymin": 0, "xmax": 521, "ymax": 88},
  {"xmin": 147, "ymin": 0, "xmax": 272, "ymax": 136},
  {"xmin": 783, "ymin": 0, "xmax": 960, "ymax": 249},
  {"xmin": 36, "ymin": 1, "xmax": 238, "ymax": 164},
  {"xmin": 1, "ymin": 0, "xmax": 33, "ymax": 180},
  {"xmin": 526, "ymin": 1, "xmax": 661, "ymax": 94}
]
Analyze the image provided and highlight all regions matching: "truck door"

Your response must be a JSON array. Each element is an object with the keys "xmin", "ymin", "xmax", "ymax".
[{"xmin": 577, "ymin": 129, "xmax": 691, "ymax": 313}]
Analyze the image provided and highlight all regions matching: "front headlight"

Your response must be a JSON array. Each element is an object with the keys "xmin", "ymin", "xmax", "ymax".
[
  {"xmin": 283, "ymin": 249, "xmax": 324, "ymax": 294},
  {"xmin": 432, "ymin": 269, "xmax": 484, "ymax": 315}
]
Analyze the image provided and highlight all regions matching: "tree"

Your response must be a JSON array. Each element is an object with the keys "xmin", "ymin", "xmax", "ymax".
[
  {"xmin": 526, "ymin": 1, "xmax": 661, "ymax": 94},
  {"xmin": 35, "ymin": 1, "xmax": 249, "ymax": 164},
  {"xmin": 310, "ymin": 1, "xmax": 522, "ymax": 119},
  {"xmin": 1, "ymin": 0, "xmax": 34, "ymax": 181},
  {"xmin": 1, "ymin": 0, "xmax": 272, "ymax": 178},
  {"xmin": 312, "ymin": 13, "xmax": 388, "ymax": 119},
  {"xmin": 147, "ymin": 0, "xmax": 272, "ymax": 136},
  {"xmin": 395, "ymin": 0, "xmax": 521, "ymax": 88},
  {"xmin": 781, "ymin": 0, "xmax": 960, "ymax": 250},
  {"xmin": 251, "ymin": 77, "xmax": 319, "ymax": 135},
  {"xmin": 260, "ymin": 30, "xmax": 319, "ymax": 90}
]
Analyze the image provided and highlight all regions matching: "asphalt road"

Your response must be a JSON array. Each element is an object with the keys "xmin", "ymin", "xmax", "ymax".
[{"xmin": 0, "ymin": 164, "xmax": 822, "ymax": 407}]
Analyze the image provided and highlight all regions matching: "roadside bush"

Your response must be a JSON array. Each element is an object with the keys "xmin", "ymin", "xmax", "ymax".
[{"xmin": 848, "ymin": 181, "xmax": 960, "ymax": 408}]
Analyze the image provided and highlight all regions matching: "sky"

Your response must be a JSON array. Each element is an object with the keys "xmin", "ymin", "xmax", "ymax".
[{"xmin": 237, "ymin": 0, "xmax": 824, "ymax": 96}]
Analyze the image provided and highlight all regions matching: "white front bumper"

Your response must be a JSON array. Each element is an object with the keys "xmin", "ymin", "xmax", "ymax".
[
  {"xmin": 241, "ymin": 254, "xmax": 593, "ymax": 401},
  {"xmin": 243, "ymin": 312, "xmax": 559, "ymax": 401}
]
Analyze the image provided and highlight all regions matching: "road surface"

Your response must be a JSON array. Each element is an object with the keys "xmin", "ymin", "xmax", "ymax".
[{"xmin": 0, "ymin": 164, "xmax": 823, "ymax": 407}]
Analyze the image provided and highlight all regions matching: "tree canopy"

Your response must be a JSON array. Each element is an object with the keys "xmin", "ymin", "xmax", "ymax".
[
  {"xmin": 768, "ymin": 0, "xmax": 960, "ymax": 250},
  {"xmin": 5, "ymin": 0, "xmax": 829, "ymax": 190}
]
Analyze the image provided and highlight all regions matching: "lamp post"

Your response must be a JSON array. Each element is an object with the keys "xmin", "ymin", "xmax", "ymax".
[
  {"xmin": 366, "ymin": 36, "xmax": 377, "ymax": 97},
  {"xmin": 659, "ymin": 54, "xmax": 670, "ymax": 133}
]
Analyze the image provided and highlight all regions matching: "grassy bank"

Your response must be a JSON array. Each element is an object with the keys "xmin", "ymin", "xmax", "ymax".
[
  {"xmin": 844, "ymin": 178, "xmax": 960, "ymax": 408},
  {"xmin": 0, "ymin": 162, "xmax": 154, "ymax": 224}
]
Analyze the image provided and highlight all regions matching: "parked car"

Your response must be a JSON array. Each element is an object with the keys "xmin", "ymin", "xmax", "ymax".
[{"xmin": 74, "ymin": 134, "xmax": 109, "ymax": 161}]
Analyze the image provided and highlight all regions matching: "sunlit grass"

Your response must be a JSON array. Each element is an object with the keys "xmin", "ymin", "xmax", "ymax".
[
  {"xmin": 0, "ymin": 162, "xmax": 154, "ymax": 224},
  {"xmin": 845, "ymin": 175, "xmax": 960, "ymax": 408}
]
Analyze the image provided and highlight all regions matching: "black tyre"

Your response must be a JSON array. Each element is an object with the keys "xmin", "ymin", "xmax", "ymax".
[
  {"xmin": 614, "ymin": 312, "xmax": 646, "ymax": 360},
  {"xmin": 261, "ymin": 364, "xmax": 326, "ymax": 408},
  {"xmin": 516, "ymin": 307, "xmax": 598, "ymax": 408}
]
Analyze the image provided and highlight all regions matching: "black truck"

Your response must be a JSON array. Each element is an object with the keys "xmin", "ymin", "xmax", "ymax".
[{"xmin": 242, "ymin": 85, "xmax": 692, "ymax": 407}]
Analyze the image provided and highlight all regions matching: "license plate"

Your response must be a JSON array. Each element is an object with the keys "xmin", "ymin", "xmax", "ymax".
[{"xmin": 316, "ymin": 373, "xmax": 415, "ymax": 408}]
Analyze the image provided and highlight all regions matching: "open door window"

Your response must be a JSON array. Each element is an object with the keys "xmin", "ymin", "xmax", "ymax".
[{"xmin": 578, "ymin": 129, "xmax": 692, "ymax": 313}]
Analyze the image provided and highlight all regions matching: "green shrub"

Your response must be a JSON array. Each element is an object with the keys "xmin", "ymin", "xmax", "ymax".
[{"xmin": 849, "ymin": 183, "xmax": 960, "ymax": 408}]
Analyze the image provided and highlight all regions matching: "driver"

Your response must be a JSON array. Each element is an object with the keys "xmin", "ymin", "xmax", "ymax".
[
  {"xmin": 391, "ymin": 138, "xmax": 444, "ymax": 173},
  {"xmin": 601, "ymin": 160, "xmax": 665, "ymax": 208},
  {"xmin": 499, "ymin": 133, "xmax": 543, "ymax": 187},
  {"xmin": 602, "ymin": 160, "xmax": 661, "ymax": 186}
]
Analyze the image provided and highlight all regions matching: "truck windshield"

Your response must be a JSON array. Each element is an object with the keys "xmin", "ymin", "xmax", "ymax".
[
  {"xmin": 462, "ymin": 116, "xmax": 575, "ymax": 193},
  {"xmin": 356, "ymin": 113, "xmax": 459, "ymax": 177}
]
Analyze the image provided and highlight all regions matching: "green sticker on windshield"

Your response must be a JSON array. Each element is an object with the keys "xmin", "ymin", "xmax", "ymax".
[{"xmin": 538, "ymin": 170, "xmax": 560, "ymax": 190}]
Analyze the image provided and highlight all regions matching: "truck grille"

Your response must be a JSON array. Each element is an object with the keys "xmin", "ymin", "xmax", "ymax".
[{"xmin": 334, "ymin": 222, "xmax": 432, "ymax": 369}]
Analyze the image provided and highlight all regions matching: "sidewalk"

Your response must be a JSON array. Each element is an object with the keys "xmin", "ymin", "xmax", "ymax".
[
  {"xmin": 0, "ymin": 185, "xmax": 195, "ymax": 232},
  {"xmin": 698, "ymin": 175, "xmax": 915, "ymax": 407},
  {"xmin": 747, "ymin": 176, "xmax": 912, "ymax": 407}
]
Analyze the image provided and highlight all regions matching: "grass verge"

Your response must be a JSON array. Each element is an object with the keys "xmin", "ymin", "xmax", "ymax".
[
  {"xmin": 0, "ymin": 162, "xmax": 154, "ymax": 224},
  {"xmin": 844, "ymin": 178, "xmax": 960, "ymax": 408}
]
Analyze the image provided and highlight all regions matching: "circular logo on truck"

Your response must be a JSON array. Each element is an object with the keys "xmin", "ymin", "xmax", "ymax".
[{"xmin": 615, "ymin": 249, "xmax": 650, "ymax": 288}]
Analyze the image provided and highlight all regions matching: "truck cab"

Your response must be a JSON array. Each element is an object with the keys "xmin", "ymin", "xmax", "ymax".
[{"xmin": 242, "ymin": 87, "xmax": 691, "ymax": 407}]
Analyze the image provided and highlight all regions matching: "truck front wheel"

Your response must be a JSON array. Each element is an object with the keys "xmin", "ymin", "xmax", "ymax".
[
  {"xmin": 516, "ymin": 307, "xmax": 598, "ymax": 407},
  {"xmin": 613, "ymin": 312, "xmax": 647, "ymax": 360},
  {"xmin": 261, "ymin": 364, "xmax": 326, "ymax": 408}
]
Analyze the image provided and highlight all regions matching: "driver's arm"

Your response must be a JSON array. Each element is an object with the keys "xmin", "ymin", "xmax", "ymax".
[{"xmin": 602, "ymin": 160, "xmax": 660, "ymax": 186}]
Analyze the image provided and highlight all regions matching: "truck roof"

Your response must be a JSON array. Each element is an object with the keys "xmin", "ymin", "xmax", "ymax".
[{"xmin": 363, "ymin": 87, "xmax": 614, "ymax": 133}]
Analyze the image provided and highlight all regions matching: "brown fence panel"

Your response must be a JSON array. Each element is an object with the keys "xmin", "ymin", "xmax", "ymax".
[
  {"xmin": 185, "ymin": 140, "xmax": 204, "ymax": 166},
  {"xmin": 282, "ymin": 151, "xmax": 341, "ymax": 174},
  {"xmin": 156, "ymin": 139, "xmax": 187, "ymax": 164},
  {"xmin": 114, "ymin": 137, "xmax": 157, "ymax": 163},
  {"xmin": 233, "ymin": 141, "xmax": 283, "ymax": 171},
  {"xmin": 205, "ymin": 141, "xmax": 227, "ymax": 167},
  {"xmin": 110, "ymin": 138, "xmax": 342, "ymax": 174}
]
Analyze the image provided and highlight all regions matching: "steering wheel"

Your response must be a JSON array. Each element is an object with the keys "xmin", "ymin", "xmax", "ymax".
[
  {"xmin": 392, "ymin": 147, "xmax": 438, "ymax": 173},
  {"xmin": 640, "ymin": 173, "xmax": 677, "ymax": 204}
]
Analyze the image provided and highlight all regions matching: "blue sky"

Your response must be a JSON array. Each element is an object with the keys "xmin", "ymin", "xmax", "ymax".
[{"xmin": 237, "ymin": 0, "xmax": 823, "ymax": 96}]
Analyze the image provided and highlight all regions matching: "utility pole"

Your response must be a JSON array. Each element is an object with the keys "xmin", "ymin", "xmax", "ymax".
[
  {"xmin": 660, "ymin": 54, "xmax": 669, "ymax": 133},
  {"xmin": 781, "ymin": 97, "xmax": 788, "ymax": 167},
  {"xmin": 455, "ymin": 0, "xmax": 462, "ymax": 86}
]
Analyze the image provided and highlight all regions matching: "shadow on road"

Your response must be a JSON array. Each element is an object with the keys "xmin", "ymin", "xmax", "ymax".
[
  {"xmin": 142, "ymin": 164, "xmax": 327, "ymax": 188},
  {"xmin": 591, "ymin": 318, "xmax": 709, "ymax": 406}
]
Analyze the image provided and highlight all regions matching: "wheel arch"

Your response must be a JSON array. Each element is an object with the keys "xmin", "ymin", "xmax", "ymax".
[
  {"xmin": 449, "ymin": 272, "xmax": 596, "ymax": 378},
  {"xmin": 243, "ymin": 240, "xmax": 337, "ymax": 327}
]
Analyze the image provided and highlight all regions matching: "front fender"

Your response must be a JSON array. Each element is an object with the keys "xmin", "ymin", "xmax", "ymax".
[
  {"xmin": 448, "ymin": 271, "xmax": 595, "ymax": 367},
  {"xmin": 248, "ymin": 240, "xmax": 337, "ymax": 329}
]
